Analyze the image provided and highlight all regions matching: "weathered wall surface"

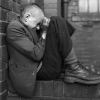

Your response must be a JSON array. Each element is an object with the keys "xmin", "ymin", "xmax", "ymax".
[
  {"xmin": 67, "ymin": 0, "xmax": 100, "ymax": 68},
  {"xmin": 0, "ymin": 0, "xmax": 22, "ymax": 99},
  {"xmin": 0, "ymin": 0, "xmax": 43, "ymax": 99},
  {"xmin": 44, "ymin": 0, "xmax": 58, "ymax": 17}
]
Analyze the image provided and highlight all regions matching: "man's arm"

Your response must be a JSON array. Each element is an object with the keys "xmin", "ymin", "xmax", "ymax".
[{"xmin": 7, "ymin": 25, "xmax": 45, "ymax": 61}]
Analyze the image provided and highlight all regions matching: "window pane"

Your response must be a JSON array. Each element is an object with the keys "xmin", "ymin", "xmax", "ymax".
[
  {"xmin": 79, "ymin": 0, "xmax": 88, "ymax": 12},
  {"xmin": 89, "ymin": 0, "xmax": 98, "ymax": 12},
  {"xmin": 99, "ymin": 0, "xmax": 100, "ymax": 12}
]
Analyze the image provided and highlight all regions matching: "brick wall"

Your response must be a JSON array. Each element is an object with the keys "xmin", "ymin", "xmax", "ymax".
[
  {"xmin": 1, "ymin": 0, "xmax": 100, "ymax": 100},
  {"xmin": 44, "ymin": 0, "xmax": 58, "ymax": 17},
  {"xmin": 67, "ymin": 0, "xmax": 100, "ymax": 23},
  {"xmin": 0, "ymin": 0, "xmax": 44, "ymax": 100},
  {"xmin": 43, "ymin": 0, "xmax": 100, "ymax": 68},
  {"xmin": 0, "ymin": 0, "xmax": 22, "ymax": 100},
  {"xmin": 62, "ymin": 0, "xmax": 100, "ymax": 69}
]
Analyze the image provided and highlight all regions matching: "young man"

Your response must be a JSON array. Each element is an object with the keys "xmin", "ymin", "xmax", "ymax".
[{"xmin": 7, "ymin": 3, "xmax": 100, "ymax": 91}]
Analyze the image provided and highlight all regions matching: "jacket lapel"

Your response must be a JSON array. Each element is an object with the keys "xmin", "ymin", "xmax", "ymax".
[
  {"xmin": 27, "ymin": 28, "xmax": 39, "ymax": 44},
  {"xmin": 18, "ymin": 17, "xmax": 39, "ymax": 43}
]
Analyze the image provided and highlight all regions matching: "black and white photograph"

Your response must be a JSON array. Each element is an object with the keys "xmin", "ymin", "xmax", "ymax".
[{"xmin": 1, "ymin": 0, "xmax": 100, "ymax": 100}]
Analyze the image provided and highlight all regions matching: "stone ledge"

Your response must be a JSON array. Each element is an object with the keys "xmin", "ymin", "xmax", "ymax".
[
  {"xmin": 7, "ymin": 80, "xmax": 100, "ymax": 100},
  {"xmin": 7, "ymin": 97, "xmax": 100, "ymax": 100}
]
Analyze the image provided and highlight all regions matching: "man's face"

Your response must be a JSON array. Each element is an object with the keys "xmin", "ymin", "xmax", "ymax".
[
  {"xmin": 23, "ymin": 7, "xmax": 45, "ymax": 29},
  {"xmin": 24, "ymin": 15, "xmax": 41, "ymax": 28},
  {"xmin": 24, "ymin": 11, "xmax": 44, "ymax": 29}
]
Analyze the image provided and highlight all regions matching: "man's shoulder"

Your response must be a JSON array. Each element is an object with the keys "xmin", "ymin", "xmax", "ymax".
[
  {"xmin": 51, "ymin": 16, "xmax": 66, "ymax": 25},
  {"xmin": 51, "ymin": 16, "xmax": 65, "ymax": 21},
  {"xmin": 8, "ymin": 19, "xmax": 23, "ymax": 29}
]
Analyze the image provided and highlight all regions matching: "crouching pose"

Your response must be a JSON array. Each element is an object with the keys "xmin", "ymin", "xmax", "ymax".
[{"xmin": 7, "ymin": 3, "xmax": 100, "ymax": 97}]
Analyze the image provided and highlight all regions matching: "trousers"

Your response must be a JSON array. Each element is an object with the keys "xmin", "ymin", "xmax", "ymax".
[{"xmin": 37, "ymin": 18, "xmax": 77, "ymax": 80}]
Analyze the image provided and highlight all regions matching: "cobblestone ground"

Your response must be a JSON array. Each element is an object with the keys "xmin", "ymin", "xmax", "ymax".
[{"xmin": 72, "ymin": 23, "xmax": 100, "ymax": 71}]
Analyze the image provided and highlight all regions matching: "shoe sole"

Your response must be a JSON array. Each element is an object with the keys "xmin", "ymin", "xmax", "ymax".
[{"xmin": 64, "ymin": 76, "xmax": 100, "ymax": 85}]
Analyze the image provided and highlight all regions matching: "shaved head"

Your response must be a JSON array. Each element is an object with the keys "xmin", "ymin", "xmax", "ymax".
[
  {"xmin": 20, "ymin": 3, "xmax": 45, "ymax": 28},
  {"xmin": 20, "ymin": 3, "xmax": 44, "ymax": 20}
]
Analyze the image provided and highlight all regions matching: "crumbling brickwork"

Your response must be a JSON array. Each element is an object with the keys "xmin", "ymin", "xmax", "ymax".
[{"xmin": 0, "ymin": 0, "xmax": 22, "ymax": 99}]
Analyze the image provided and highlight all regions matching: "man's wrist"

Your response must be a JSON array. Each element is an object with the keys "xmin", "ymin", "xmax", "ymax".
[{"xmin": 42, "ymin": 31, "xmax": 47, "ymax": 40}]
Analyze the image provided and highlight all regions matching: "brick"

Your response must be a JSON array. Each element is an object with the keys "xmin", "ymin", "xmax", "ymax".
[
  {"xmin": 0, "ymin": 7, "xmax": 9, "ymax": 21},
  {"xmin": 44, "ymin": 9, "xmax": 57, "ymax": 13},
  {"xmin": 44, "ymin": 3, "xmax": 57, "ymax": 9},
  {"xmin": 13, "ymin": 2, "xmax": 20, "ymax": 14},
  {"xmin": 8, "ymin": 0, "xmax": 14, "ymax": 10},
  {"xmin": 33, "ymin": 81, "xmax": 41, "ymax": 97},
  {"xmin": 44, "ymin": 0, "xmax": 57, "ymax": 4},
  {"xmin": 0, "ymin": 46, "xmax": 8, "ymax": 62},
  {"xmin": 0, "ymin": 69, "xmax": 7, "ymax": 82},
  {"xmin": 0, "ymin": 34, "xmax": 6, "ymax": 46},
  {"xmin": 53, "ymin": 81, "xmax": 63, "ymax": 97},
  {"xmin": 21, "ymin": 97, "xmax": 91, "ymax": 100},
  {"xmin": 41, "ymin": 81, "xmax": 54, "ymax": 97},
  {"xmin": 0, "ymin": 90, "xmax": 8, "ymax": 100},
  {"xmin": 72, "ymin": 16, "xmax": 81, "ymax": 22},
  {"xmin": 44, "ymin": 9, "xmax": 57, "ymax": 16},
  {"xmin": 0, "ymin": 81, "xmax": 7, "ymax": 93},
  {"xmin": 20, "ymin": 0, "xmax": 35, "ymax": 5},
  {"xmin": 0, "ymin": 0, "xmax": 13, "ymax": 10},
  {"xmin": 87, "ymin": 85, "xmax": 100, "ymax": 98},
  {"xmin": 7, "ymin": 12, "xmax": 18, "ymax": 22},
  {"xmin": 0, "ymin": 22, "xmax": 8, "ymax": 33},
  {"xmin": 92, "ymin": 99, "xmax": 100, "ymax": 100},
  {"xmin": 64, "ymin": 83, "xmax": 89, "ymax": 98},
  {"xmin": 72, "ymin": 28, "xmax": 100, "ymax": 66},
  {"xmin": 7, "ymin": 96, "xmax": 21, "ymax": 100},
  {"xmin": 0, "ymin": 48, "xmax": 8, "ymax": 66},
  {"xmin": 96, "ymin": 84, "xmax": 100, "ymax": 97},
  {"xmin": 0, "ymin": 59, "xmax": 8, "ymax": 70}
]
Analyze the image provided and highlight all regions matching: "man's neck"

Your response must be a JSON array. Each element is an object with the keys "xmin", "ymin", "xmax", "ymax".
[{"xmin": 43, "ymin": 17, "xmax": 51, "ymax": 27}]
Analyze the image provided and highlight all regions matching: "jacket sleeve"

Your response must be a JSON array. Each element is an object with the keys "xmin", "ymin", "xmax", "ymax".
[{"xmin": 7, "ymin": 25, "xmax": 45, "ymax": 61}]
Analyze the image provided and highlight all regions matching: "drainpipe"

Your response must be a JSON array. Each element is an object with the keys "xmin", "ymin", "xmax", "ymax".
[{"xmin": 62, "ymin": 0, "xmax": 71, "ymax": 19}]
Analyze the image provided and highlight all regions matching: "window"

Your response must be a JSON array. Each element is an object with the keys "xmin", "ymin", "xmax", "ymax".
[{"xmin": 79, "ymin": 0, "xmax": 99, "ymax": 13}]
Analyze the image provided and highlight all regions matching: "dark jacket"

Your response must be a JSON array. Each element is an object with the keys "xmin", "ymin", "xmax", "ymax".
[{"xmin": 7, "ymin": 18, "xmax": 45, "ymax": 97}]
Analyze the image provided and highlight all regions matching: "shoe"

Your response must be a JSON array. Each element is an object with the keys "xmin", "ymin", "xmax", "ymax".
[{"xmin": 64, "ymin": 62, "xmax": 100, "ymax": 84}]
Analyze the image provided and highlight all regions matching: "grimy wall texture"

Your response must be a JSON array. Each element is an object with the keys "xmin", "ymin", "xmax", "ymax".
[
  {"xmin": 0, "ymin": 0, "xmax": 22, "ymax": 99},
  {"xmin": 67, "ymin": 0, "xmax": 100, "ymax": 68},
  {"xmin": 0, "ymin": 0, "xmax": 43, "ymax": 100}
]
